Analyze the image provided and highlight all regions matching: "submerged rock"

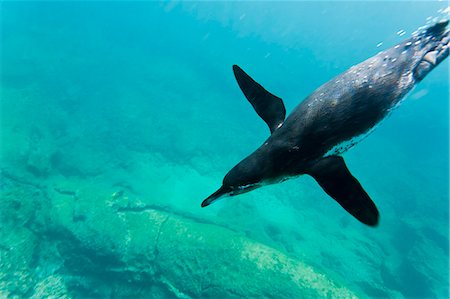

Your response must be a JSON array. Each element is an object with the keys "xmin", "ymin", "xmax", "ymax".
[
  {"xmin": 0, "ymin": 180, "xmax": 359, "ymax": 298},
  {"xmin": 157, "ymin": 215, "xmax": 356, "ymax": 298}
]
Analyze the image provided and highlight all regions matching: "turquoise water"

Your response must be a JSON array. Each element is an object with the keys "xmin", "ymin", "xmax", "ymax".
[{"xmin": 1, "ymin": 2, "xmax": 448, "ymax": 298}]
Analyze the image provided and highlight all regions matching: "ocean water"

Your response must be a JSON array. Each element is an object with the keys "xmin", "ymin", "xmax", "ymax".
[{"xmin": 1, "ymin": 1, "xmax": 449, "ymax": 298}]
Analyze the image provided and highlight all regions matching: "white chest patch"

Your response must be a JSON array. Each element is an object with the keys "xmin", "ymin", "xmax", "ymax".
[{"xmin": 324, "ymin": 124, "xmax": 380, "ymax": 156}]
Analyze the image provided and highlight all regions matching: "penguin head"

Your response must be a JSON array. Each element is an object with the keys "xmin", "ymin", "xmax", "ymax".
[{"xmin": 201, "ymin": 158, "xmax": 263, "ymax": 207}]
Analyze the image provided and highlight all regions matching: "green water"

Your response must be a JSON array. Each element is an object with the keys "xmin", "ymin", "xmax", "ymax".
[{"xmin": 1, "ymin": 2, "xmax": 448, "ymax": 298}]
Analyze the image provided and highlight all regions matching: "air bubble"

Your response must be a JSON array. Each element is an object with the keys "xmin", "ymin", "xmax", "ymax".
[
  {"xmin": 443, "ymin": 7, "xmax": 450, "ymax": 14},
  {"xmin": 397, "ymin": 29, "xmax": 406, "ymax": 36},
  {"xmin": 376, "ymin": 42, "xmax": 383, "ymax": 48}
]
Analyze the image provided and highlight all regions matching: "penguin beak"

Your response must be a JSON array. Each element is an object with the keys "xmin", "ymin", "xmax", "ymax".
[{"xmin": 201, "ymin": 186, "xmax": 230, "ymax": 207}]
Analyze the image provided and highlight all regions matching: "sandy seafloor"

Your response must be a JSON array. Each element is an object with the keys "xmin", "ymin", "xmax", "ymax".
[{"xmin": 1, "ymin": 2, "xmax": 449, "ymax": 298}]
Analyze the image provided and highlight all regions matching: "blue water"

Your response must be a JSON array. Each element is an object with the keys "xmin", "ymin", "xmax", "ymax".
[{"xmin": 1, "ymin": 2, "xmax": 448, "ymax": 298}]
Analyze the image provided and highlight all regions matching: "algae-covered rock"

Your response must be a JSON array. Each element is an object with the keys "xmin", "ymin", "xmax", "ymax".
[
  {"xmin": 32, "ymin": 275, "xmax": 70, "ymax": 299},
  {"xmin": 0, "ymin": 226, "xmax": 37, "ymax": 297},
  {"xmin": 121, "ymin": 210, "xmax": 168, "ymax": 272},
  {"xmin": 0, "ymin": 185, "xmax": 42, "ymax": 297},
  {"xmin": 157, "ymin": 214, "xmax": 357, "ymax": 299},
  {"xmin": 1, "ymin": 178, "xmax": 359, "ymax": 298}
]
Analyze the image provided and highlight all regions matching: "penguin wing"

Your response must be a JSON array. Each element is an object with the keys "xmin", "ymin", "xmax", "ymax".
[
  {"xmin": 307, "ymin": 155, "xmax": 380, "ymax": 227},
  {"xmin": 233, "ymin": 65, "xmax": 286, "ymax": 134}
]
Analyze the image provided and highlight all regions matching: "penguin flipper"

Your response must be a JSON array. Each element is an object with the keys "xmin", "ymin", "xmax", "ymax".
[
  {"xmin": 307, "ymin": 156, "xmax": 380, "ymax": 227},
  {"xmin": 233, "ymin": 65, "xmax": 286, "ymax": 133}
]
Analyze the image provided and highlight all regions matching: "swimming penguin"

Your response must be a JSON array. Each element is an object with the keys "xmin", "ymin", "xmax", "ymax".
[{"xmin": 201, "ymin": 20, "xmax": 449, "ymax": 226}]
